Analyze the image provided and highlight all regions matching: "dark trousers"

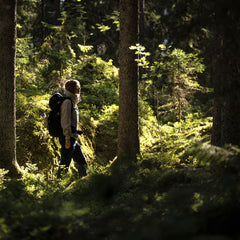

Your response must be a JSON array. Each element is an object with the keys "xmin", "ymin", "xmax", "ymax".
[{"xmin": 57, "ymin": 135, "xmax": 87, "ymax": 178}]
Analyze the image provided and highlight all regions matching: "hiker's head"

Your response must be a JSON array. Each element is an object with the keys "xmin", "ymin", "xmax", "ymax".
[{"xmin": 65, "ymin": 79, "xmax": 81, "ymax": 95}]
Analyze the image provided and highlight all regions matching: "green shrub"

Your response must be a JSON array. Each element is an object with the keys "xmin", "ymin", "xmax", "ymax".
[
  {"xmin": 16, "ymin": 92, "xmax": 57, "ymax": 171},
  {"xmin": 0, "ymin": 169, "xmax": 9, "ymax": 191},
  {"xmin": 72, "ymin": 55, "xmax": 119, "ymax": 117},
  {"xmin": 94, "ymin": 104, "xmax": 119, "ymax": 165},
  {"xmin": 142, "ymin": 113, "xmax": 212, "ymax": 167}
]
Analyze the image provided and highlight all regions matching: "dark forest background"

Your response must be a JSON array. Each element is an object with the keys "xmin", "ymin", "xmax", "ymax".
[{"xmin": 0, "ymin": 0, "xmax": 240, "ymax": 239}]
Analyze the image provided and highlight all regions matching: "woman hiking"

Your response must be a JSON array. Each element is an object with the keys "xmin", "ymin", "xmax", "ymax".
[{"xmin": 57, "ymin": 79, "xmax": 88, "ymax": 178}]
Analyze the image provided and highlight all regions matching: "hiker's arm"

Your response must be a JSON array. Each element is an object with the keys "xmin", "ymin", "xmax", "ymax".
[{"xmin": 61, "ymin": 99, "xmax": 72, "ymax": 140}]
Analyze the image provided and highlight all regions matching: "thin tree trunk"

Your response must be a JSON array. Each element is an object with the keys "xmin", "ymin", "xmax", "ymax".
[
  {"xmin": 118, "ymin": 0, "xmax": 140, "ymax": 161},
  {"xmin": 178, "ymin": 97, "xmax": 182, "ymax": 122},
  {"xmin": 0, "ymin": 0, "xmax": 20, "ymax": 176}
]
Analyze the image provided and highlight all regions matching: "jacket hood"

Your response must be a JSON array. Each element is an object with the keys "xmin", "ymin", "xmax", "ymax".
[{"xmin": 64, "ymin": 89, "xmax": 81, "ymax": 105}]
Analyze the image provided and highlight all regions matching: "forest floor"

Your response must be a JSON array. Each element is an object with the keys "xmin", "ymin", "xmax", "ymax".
[{"xmin": 0, "ymin": 144, "xmax": 239, "ymax": 240}]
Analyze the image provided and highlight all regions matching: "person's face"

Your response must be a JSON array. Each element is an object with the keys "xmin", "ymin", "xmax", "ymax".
[{"xmin": 75, "ymin": 84, "xmax": 81, "ymax": 95}]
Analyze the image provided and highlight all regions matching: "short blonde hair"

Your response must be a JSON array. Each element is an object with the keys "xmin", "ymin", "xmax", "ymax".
[{"xmin": 65, "ymin": 79, "xmax": 81, "ymax": 94}]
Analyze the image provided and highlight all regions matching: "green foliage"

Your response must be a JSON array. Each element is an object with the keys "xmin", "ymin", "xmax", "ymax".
[
  {"xmin": 0, "ymin": 169, "xmax": 8, "ymax": 191},
  {"xmin": 106, "ymin": 10, "xmax": 120, "ymax": 31},
  {"xmin": 142, "ymin": 113, "xmax": 212, "ymax": 167},
  {"xmin": 40, "ymin": 28, "xmax": 76, "ymax": 84},
  {"xmin": 78, "ymin": 113, "xmax": 96, "ymax": 164},
  {"xmin": 72, "ymin": 55, "xmax": 119, "ymax": 117},
  {"xmin": 190, "ymin": 143, "xmax": 240, "ymax": 171},
  {"xmin": 144, "ymin": 47, "xmax": 206, "ymax": 122},
  {"xmin": 139, "ymin": 98, "xmax": 160, "ymax": 151},
  {"xmin": 17, "ymin": 0, "xmax": 38, "ymax": 38},
  {"xmin": 16, "ymin": 91, "xmax": 59, "ymax": 171},
  {"xmin": 97, "ymin": 23, "xmax": 111, "ymax": 32},
  {"xmin": 16, "ymin": 37, "xmax": 37, "ymax": 88},
  {"xmin": 62, "ymin": 0, "xmax": 86, "ymax": 43},
  {"xmin": 130, "ymin": 43, "xmax": 151, "ymax": 69},
  {"xmin": 94, "ymin": 104, "xmax": 119, "ymax": 165},
  {"xmin": 1, "ymin": 138, "xmax": 240, "ymax": 239}
]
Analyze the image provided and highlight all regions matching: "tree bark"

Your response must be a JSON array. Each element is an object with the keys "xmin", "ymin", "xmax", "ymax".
[
  {"xmin": 211, "ymin": 22, "xmax": 240, "ymax": 147},
  {"xmin": 138, "ymin": 0, "xmax": 144, "ymax": 42},
  {"xmin": 118, "ymin": 0, "xmax": 140, "ymax": 161},
  {"xmin": 0, "ymin": 0, "xmax": 20, "ymax": 176}
]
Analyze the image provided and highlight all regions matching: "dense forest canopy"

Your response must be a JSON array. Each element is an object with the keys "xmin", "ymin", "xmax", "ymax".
[{"xmin": 0, "ymin": 0, "xmax": 240, "ymax": 239}]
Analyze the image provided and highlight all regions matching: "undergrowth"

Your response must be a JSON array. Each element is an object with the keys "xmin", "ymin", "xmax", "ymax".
[{"xmin": 1, "ymin": 135, "xmax": 240, "ymax": 239}]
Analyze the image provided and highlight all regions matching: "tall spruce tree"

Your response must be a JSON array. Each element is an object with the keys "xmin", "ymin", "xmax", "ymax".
[
  {"xmin": 118, "ymin": 0, "xmax": 140, "ymax": 161},
  {"xmin": 0, "ymin": 0, "xmax": 19, "ymax": 176}
]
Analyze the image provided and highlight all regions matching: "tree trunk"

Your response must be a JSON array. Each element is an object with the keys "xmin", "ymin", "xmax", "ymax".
[
  {"xmin": 0, "ymin": 0, "xmax": 20, "ymax": 176},
  {"xmin": 118, "ymin": 0, "xmax": 140, "ymax": 161},
  {"xmin": 138, "ymin": 0, "xmax": 144, "ymax": 42},
  {"xmin": 211, "ymin": 23, "xmax": 240, "ymax": 147}
]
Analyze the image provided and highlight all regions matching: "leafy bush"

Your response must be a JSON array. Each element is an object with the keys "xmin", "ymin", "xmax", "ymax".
[
  {"xmin": 72, "ymin": 55, "xmax": 119, "ymax": 117},
  {"xmin": 142, "ymin": 113, "xmax": 212, "ymax": 167},
  {"xmin": 94, "ymin": 104, "xmax": 119, "ymax": 165},
  {"xmin": 16, "ymin": 91, "xmax": 57, "ymax": 171}
]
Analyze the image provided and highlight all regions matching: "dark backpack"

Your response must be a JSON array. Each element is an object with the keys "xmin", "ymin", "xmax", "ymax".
[{"xmin": 47, "ymin": 93, "xmax": 71, "ymax": 137}]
